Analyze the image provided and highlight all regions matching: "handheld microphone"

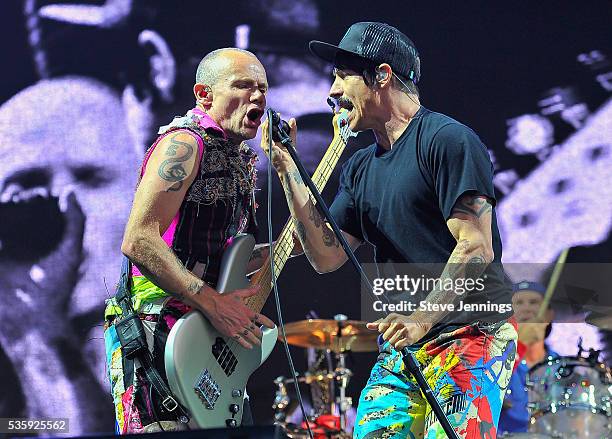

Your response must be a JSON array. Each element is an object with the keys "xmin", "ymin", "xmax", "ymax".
[{"xmin": 268, "ymin": 109, "xmax": 291, "ymax": 143}]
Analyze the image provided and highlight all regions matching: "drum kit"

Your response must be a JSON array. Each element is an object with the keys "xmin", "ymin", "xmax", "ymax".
[
  {"xmin": 272, "ymin": 314, "xmax": 378, "ymax": 438},
  {"xmin": 502, "ymin": 313, "xmax": 612, "ymax": 439},
  {"xmin": 274, "ymin": 314, "xmax": 612, "ymax": 439}
]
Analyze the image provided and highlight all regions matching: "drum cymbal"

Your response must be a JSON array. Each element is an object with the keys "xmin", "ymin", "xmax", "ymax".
[{"xmin": 280, "ymin": 319, "xmax": 378, "ymax": 352}]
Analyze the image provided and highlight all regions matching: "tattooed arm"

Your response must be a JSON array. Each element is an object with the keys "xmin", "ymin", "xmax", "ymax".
[
  {"xmin": 260, "ymin": 118, "xmax": 361, "ymax": 274},
  {"xmin": 411, "ymin": 194, "xmax": 494, "ymax": 323},
  {"xmin": 369, "ymin": 193, "xmax": 495, "ymax": 350},
  {"xmin": 285, "ymin": 179, "xmax": 361, "ymax": 273},
  {"xmin": 121, "ymin": 131, "xmax": 272, "ymax": 348},
  {"xmin": 121, "ymin": 131, "xmax": 204, "ymax": 298}
]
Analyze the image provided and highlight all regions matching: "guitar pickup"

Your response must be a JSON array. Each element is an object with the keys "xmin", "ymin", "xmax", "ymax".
[{"xmin": 212, "ymin": 337, "xmax": 238, "ymax": 376}]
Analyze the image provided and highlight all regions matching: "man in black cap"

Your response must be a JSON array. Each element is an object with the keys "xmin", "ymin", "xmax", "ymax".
[{"xmin": 263, "ymin": 22, "xmax": 517, "ymax": 438}]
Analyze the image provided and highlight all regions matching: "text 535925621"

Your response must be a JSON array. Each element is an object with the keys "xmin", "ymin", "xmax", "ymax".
[{"xmin": 0, "ymin": 418, "xmax": 69, "ymax": 434}]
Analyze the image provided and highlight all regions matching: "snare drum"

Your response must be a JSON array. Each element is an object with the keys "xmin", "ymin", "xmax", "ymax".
[{"xmin": 527, "ymin": 356, "xmax": 612, "ymax": 437}]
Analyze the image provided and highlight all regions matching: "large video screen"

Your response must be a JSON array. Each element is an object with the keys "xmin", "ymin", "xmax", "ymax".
[{"xmin": 1, "ymin": 0, "xmax": 610, "ymax": 434}]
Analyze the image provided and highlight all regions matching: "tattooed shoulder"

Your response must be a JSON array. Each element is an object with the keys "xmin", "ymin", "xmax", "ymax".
[
  {"xmin": 451, "ymin": 194, "xmax": 492, "ymax": 219},
  {"xmin": 157, "ymin": 132, "xmax": 197, "ymax": 192}
]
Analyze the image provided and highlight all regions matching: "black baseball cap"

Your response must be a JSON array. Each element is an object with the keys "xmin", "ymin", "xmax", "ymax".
[{"xmin": 309, "ymin": 22, "xmax": 420, "ymax": 83}]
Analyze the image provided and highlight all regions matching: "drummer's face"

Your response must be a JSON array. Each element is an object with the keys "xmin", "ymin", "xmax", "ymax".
[{"xmin": 512, "ymin": 291, "xmax": 544, "ymax": 322}]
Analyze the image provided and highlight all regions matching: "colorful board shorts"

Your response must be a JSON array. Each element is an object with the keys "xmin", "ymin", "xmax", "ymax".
[
  {"xmin": 354, "ymin": 320, "xmax": 518, "ymax": 439},
  {"xmin": 103, "ymin": 277, "xmax": 189, "ymax": 434}
]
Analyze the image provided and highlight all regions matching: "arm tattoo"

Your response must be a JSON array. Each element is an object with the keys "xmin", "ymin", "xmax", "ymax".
[
  {"xmin": 414, "ymin": 238, "xmax": 489, "ymax": 326},
  {"xmin": 465, "ymin": 255, "xmax": 487, "ymax": 279},
  {"xmin": 173, "ymin": 249, "xmax": 203, "ymax": 295},
  {"xmin": 295, "ymin": 220, "xmax": 313, "ymax": 260},
  {"xmin": 322, "ymin": 224, "xmax": 340, "ymax": 248},
  {"xmin": 306, "ymin": 198, "xmax": 339, "ymax": 247},
  {"xmin": 307, "ymin": 198, "xmax": 323, "ymax": 228},
  {"xmin": 158, "ymin": 133, "xmax": 194, "ymax": 192},
  {"xmin": 285, "ymin": 180, "xmax": 294, "ymax": 202},
  {"xmin": 187, "ymin": 280, "xmax": 203, "ymax": 295},
  {"xmin": 283, "ymin": 169, "xmax": 303, "ymax": 203},
  {"xmin": 451, "ymin": 195, "xmax": 492, "ymax": 218},
  {"xmin": 296, "ymin": 221, "xmax": 307, "ymax": 241}
]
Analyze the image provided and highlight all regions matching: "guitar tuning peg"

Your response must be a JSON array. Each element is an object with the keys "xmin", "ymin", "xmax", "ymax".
[{"xmin": 327, "ymin": 97, "xmax": 337, "ymax": 113}]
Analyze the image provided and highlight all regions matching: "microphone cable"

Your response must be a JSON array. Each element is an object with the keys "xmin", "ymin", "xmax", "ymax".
[{"xmin": 266, "ymin": 108, "xmax": 314, "ymax": 439}]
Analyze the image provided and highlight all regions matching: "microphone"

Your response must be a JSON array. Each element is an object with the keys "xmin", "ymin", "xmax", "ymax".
[
  {"xmin": 268, "ymin": 109, "xmax": 291, "ymax": 143},
  {"xmin": 327, "ymin": 97, "xmax": 336, "ymax": 111}
]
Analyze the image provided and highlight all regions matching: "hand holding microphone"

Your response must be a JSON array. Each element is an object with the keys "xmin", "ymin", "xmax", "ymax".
[
  {"xmin": 260, "ymin": 109, "xmax": 298, "ymax": 176},
  {"xmin": 269, "ymin": 110, "xmax": 292, "ymax": 143}
]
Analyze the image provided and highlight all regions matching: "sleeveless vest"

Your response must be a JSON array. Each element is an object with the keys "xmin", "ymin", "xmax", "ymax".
[{"xmin": 158, "ymin": 110, "xmax": 258, "ymax": 284}]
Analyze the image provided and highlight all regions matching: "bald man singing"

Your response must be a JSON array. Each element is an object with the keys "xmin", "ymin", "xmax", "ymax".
[{"xmin": 103, "ymin": 48, "xmax": 277, "ymax": 433}]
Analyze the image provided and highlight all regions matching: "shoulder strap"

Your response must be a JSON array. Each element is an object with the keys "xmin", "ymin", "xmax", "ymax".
[
  {"xmin": 113, "ymin": 256, "xmax": 191, "ymax": 424},
  {"xmin": 114, "ymin": 256, "xmax": 132, "ymax": 308}
]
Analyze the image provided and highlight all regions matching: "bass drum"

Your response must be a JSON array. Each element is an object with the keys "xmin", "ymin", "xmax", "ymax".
[{"xmin": 527, "ymin": 356, "xmax": 612, "ymax": 438}]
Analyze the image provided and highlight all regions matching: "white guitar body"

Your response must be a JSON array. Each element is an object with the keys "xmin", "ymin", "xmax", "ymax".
[{"xmin": 164, "ymin": 234, "xmax": 278, "ymax": 428}]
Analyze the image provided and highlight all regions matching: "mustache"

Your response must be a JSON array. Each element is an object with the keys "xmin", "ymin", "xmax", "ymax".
[{"xmin": 337, "ymin": 97, "xmax": 354, "ymax": 111}]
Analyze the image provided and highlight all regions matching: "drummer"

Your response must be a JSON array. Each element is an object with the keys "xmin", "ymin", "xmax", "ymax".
[{"xmin": 498, "ymin": 281, "xmax": 558, "ymax": 434}]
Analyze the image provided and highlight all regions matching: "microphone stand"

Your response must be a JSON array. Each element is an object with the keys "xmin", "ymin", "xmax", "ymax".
[{"xmin": 269, "ymin": 110, "xmax": 460, "ymax": 439}]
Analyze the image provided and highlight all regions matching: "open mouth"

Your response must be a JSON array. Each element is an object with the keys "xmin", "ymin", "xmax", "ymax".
[
  {"xmin": 337, "ymin": 97, "xmax": 354, "ymax": 112},
  {"xmin": 0, "ymin": 188, "xmax": 65, "ymax": 261},
  {"xmin": 246, "ymin": 108, "xmax": 264, "ymax": 126}
]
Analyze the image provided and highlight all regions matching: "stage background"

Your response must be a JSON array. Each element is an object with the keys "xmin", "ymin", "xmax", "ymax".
[{"xmin": 1, "ymin": 0, "xmax": 611, "ymax": 434}]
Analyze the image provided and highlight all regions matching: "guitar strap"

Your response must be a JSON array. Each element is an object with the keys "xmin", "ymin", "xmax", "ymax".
[{"xmin": 114, "ymin": 256, "xmax": 191, "ymax": 424}]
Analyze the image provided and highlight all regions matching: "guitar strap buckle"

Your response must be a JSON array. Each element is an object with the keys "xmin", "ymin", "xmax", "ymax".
[{"xmin": 162, "ymin": 396, "xmax": 179, "ymax": 412}]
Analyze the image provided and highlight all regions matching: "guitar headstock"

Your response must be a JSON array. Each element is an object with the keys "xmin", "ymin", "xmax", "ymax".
[{"xmin": 332, "ymin": 109, "xmax": 358, "ymax": 142}]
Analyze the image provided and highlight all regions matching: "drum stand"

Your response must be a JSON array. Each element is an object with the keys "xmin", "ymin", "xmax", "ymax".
[
  {"xmin": 271, "ymin": 112, "xmax": 461, "ymax": 439},
  {"xmin": 333, "ymin": 315, "xmax": 352, "ymax": 431}
]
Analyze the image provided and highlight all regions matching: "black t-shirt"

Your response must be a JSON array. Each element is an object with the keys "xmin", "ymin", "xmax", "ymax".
[{"xmin": 330, "ymin": 106, "xmax": 513, "ymax": 344}]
